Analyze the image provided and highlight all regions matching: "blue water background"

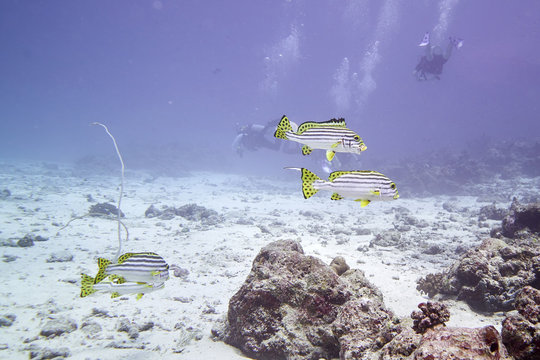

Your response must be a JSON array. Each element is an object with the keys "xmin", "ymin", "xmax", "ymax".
[{"xmin": 1, "ymin": 0, "xmax": 539, "ymax": 178}]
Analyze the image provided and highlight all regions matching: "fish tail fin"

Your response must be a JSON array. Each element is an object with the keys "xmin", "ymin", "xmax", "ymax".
[
  {"xmin": 94, "ymin": 258, "xmax": 112, "ymax": 284},
  {"xmin": 274, "ymin": 115, "xmax": 292, "ymax": 140},
  {"xmin": 300, "ymin": 168, "xmax": 321, "ymax": 199},
  {"xmin": 80, "ymin": 273, "xmax": 96, "ymax": 297}
]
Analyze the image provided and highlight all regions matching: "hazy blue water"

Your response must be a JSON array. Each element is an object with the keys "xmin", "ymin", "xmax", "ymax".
[{"xmin": 1, "ymin": 0, "xmax": 539, "ymax": 177}]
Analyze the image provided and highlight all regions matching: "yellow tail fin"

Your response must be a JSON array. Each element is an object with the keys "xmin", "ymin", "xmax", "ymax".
[
  {"xmin": 80, "ymin": 274, "xmax": 96, "ymax": 298},
  {"xmin": 274, "ymin": 115, "xmax": 292, "ymax": 140},
  {"xmin": 301, "ymin": 168, "xmax": 321, "ymax": 199},
  {"xmin": 94, "ymin": 258, "xmax": 112, "ymax": 284}
]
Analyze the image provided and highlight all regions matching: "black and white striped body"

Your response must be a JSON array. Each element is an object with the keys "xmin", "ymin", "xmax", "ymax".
[
  {"xmin": 286, "ymin": 127, "xmax": 365, "ymax": 154},
  {"xmin": 314, "ymin": 171, "xmax": 398, "ymax": 201},
  {"xmin": 105, "ymin": 253, "xmax": 169, "ymax": 283}
]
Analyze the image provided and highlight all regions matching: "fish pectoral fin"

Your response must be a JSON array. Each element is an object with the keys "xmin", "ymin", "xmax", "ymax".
[
  {"xmin": 326, "ymin": 150, "xmax": 336, "ymax": 161},
  {"xmin": 110, "ymin": 292, "xmax": 120, "ymax": 298},
  {"xmin": 136, "ymin": 293, "xmax": 144, "ymax": 300},
  {"xmin": 301, "ymin": 145, "xmax": 313, "ymax": 155},
  {"xmin": 331, "ymin": 193, "xmax": 343, "ymax": 200},
  {"xmin": 355, "ymin": 199, "xmax": 371, "ymax": 207},
  {"xmin": 370, "ymin": 189, "xmax": 381, "ymax": 196},
  {"xmin": 330, "ymin": 141, "xmax": 341, "ymax": 149}
]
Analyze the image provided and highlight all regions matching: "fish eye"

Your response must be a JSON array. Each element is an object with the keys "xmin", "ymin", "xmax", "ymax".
[
  {"xmin": 354, "ymin": 135, "xmax": 360, "ymax": 141},
  {"xmin": 390, "ymin": 183, "xmax": 396, "ymax": 190}
]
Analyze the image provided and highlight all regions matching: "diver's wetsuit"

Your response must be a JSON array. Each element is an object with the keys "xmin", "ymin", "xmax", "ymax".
[{"xmin": 415, "ymin": 54, "xmax": 447, "ymax": 80}]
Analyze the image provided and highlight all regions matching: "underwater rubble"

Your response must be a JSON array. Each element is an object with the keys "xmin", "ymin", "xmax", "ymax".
[
  {"xmin": 501, "ymin": 286, "xmax": 540, "ymax": 360},
  {"xmin": 374, "ymin": 138, "xmax": 540, "ymax": 197},
  {"xmin": 218, "ymin": 240, "xmax": 521, "ymax": 359},
  {"xmin": 416, "ymin": 200, "xmax": 540, "ymax": 312}
]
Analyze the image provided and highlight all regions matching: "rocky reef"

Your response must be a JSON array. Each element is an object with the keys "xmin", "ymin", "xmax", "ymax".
[
  {"xmin": 501, "ymin": 286, "xmax": 540, "ymax": 360},
  {"xmin": 218, "ymin": 239, "xmax": 400, "ymax": 360},
  {"xmin": 417, "ymin": 200, "xmax": 540, "ymax": 312},
  {"xmin": 217, "ymin": 240, "xmax": 519, "ymax": 359}
]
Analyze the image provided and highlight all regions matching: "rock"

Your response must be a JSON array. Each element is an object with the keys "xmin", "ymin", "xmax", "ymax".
[
  {"xmin": 411, "ymin": 325, "xmax": 510, "ymax": 359},
  {"xmin": 170, "ymin": 265, "xmax": 189, "ymax": 279},
  {"xmin": 329, "ymin": 256, "xmax": 349, "ymax": 276},
  {"xmin": 222, "ymin": 239, "xmax": 399, "ymax": 360},
  {"xmin": 117, "ymin": 318, "xmax": 139, "ymax": 339},
  {"xmin": 29, "ymin": 347, "xmax": 71, "ymax": 359},
  {"xmin": 0, "ymin": 189, "xmax": 10, "ymax": 200},
  {"xmin": 411, "ymin": 302, "xmax": 450, "ymax": 334},
  {"xmin": 501, "ymin": 286, "xmax": 540, "ymax": 360},
  {"xmin": 89, "ymin": 202, "xmax": 125, "ymax": 218},
  {"xmin": 370, "ymin": 230, "xmax": 403, "ymax": 247},
  {"xmin": 144, "ymin": 204, "xmax": 161, "ymax": 218},
  {"xmin": 80, "ymin": 320, "xmax": 102, "ymax": 339},
  {"xmin": 417, "ymin": 237, "xmax": 540, "ymax": 312},
  {"xmin": 39, "ymin": 317, "xmax": 77, "ymax": 338},
  {"xmin": 479, "ymin": 203, "xmax": 507, "ymax": 221},
  {"xmin": 46, "ymin": 251, "xmax": 74, "ymax": 263},
  {"xmin": 502, "ymin": 198, "xmax": 540, "ymax": 238},
  {"xmin": 17, "ymin": 235, "xmax": 34, "ymax": 247},
  {"xmin": 0, "ymin": 314, "xmax": 16, "ymax": 327}
]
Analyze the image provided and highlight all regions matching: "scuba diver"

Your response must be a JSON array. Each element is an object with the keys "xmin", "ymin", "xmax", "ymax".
[
  {"xmin": 232, "ymin": 121, "xmax": 282, "ymax": 157},
  {"xmin": 413, "ymin": 32, "xmax": 463, "ymax": 81}
]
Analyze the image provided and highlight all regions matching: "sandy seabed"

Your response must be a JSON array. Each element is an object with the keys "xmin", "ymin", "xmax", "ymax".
[{"xmin": 1, "ymin": 160, "xmax": 530, "ymax": 359}]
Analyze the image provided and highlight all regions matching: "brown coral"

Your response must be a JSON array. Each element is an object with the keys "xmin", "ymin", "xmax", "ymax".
[{"xmin": 411, "ymin": 302, "xmax": 450, "ymax": 334}]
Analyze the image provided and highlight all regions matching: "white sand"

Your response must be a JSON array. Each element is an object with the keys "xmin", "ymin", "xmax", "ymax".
[{"xmin": 0, "ymin": 161, "xmax": 525, "ymax": 359}]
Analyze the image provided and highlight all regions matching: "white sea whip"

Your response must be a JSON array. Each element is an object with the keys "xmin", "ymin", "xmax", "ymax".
[{"xmin": 91, "ymin": 122, "xmax": 125, "ymax": 262}]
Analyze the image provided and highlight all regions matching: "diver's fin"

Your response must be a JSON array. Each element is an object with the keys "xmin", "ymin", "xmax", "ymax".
[
  {"xmin": 302, "ymin": 145, "xmax": 313, "ymax": 156},
  {"xmin": 331, "ymin": 193, "xmax": 343, "ymax": 200},
  {"xmin": 274, "ymin": 115, "xmax": 292, "ymax": 139},
  {"xmin": 300, "ymin": 168, "xmax": 321, "ymax": 199},
  {"xmin": 419, "ymin": 32, "xmax": 430, "ymax": 47},
  {"xmin": 355, "ymin": 199, "xmax": 371, "ymax": 207},
  {"xmin": 449, "ymin": 36, "xmax": 463, "ymax": 49},
  {"xmin": 80, "ymin": 274, "xmax": 97, "ymax": 298},
  {"xmin": 94, "ymin": 258, "xmax": 112, "ymax": 284},
  {"xmin": 326, "ymin": 150, "xmax": 336, "ymax": 161}
]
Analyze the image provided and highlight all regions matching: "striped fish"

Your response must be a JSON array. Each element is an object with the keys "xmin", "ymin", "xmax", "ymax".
[
  {"xmin": 289, "ymin": 168, "xmax": 399, "ymax": 207},
  {"xmin": 80, "ymin": 274, "xmax": 164, "ymax": 300},
  {"xmin": 274, "ymin": 115, "xmax": 367, "ymax": 161},
  {"xmin": 94, "ymin": 252, "xmax": 169, "ymax": 284}
]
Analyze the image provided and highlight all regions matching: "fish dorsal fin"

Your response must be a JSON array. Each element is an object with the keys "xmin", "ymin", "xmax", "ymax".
[
  {"xmin": 328, "ymin": 171, "xmax": 351, "ymax": 182},
  {"xmin": 297, "ymin": 118, "xmax": 347, "ymax": 134},
  {"xmin": 117, "ymin": 252, "xmax": 158, "ymax": 263}
]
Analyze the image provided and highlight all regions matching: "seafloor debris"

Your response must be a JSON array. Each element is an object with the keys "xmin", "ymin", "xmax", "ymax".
[
  {"xmin": 417, "ymin": 237, "xmax": 540, "ymax": 312},
  {"xmin": 411, "ymin": 302, "xmax": 450, "ymax": 334},
  {"xmin": 410, "ymin": 325, "xmax": 509, "ymax": 360},
  {"xmin": 144, "ymin": 203, "xmax": 223, "ymax": 225},
  {"xmin": 501, "ymin": 198, "xmax": 540, "ymax": 238},
  {"xmin": 88, "ymin": 202, "xmax": 125, "ymax": 218},
  {"xmin": 330, "ymin": 256, "xmax": 350, "ymax": 276},
  {"xmin": 0, "ymin": 189, "xmax": 10, "ymax": 200},
  {"xmin": 501, "ymin": 286, "xmax": 540, "ymax": 360},
  {"xmin": 218, "ymin": 239, "xmax": 400, "ymax": 360}
]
